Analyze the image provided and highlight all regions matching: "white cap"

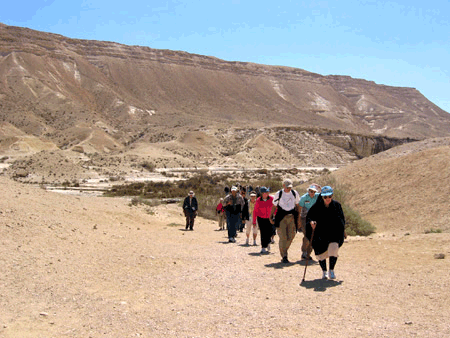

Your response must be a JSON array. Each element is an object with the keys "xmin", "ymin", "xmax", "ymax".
[{"xmin": 283, "ymin": 179, "xmax": 293, "ymax": 188}]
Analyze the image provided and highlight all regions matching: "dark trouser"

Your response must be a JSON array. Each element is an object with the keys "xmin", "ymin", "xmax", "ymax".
[
  {"xmin": 185, "ymin": 213, "xmax": 195, "ymax": 229},
  {"xmin": 239, "ymin": 220, "xmax": 245, "ymax": 232},
  {"xmin": 227, "ymin": 213, "xmax": 241, "ymax": 239},
  {"xmin": 258, "ymin": 217, "xmax": 272, "ymax": 249}
]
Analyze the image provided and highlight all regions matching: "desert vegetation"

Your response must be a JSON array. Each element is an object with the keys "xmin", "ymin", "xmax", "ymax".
[{"xmin": 106, "ymin": 171, "xmax": 375, "ymax": 236}]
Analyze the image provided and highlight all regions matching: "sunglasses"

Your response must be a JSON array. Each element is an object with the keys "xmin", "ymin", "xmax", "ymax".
[{"xmin": 323, "ymin": 195, "xmax": 333, "ymax": 199}]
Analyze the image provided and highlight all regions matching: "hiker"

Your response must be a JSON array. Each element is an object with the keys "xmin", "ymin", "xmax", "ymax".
[
  {"xmin": 306, "ymin": 185, "xmax": 346, "ymax": 280},
  {"xmin": 223, "ymin": 186, "xmax": 245, "ymax": 243},
  {"xmin": 253, "ymin": 187, "xmax": 274, "ymax": 254},
  {"xmin": 244, "ymin": 191, "xmax": 258, "ymax": 246},
  {"xmin": 183, "ymin": 190, "xmax": 198, "ymax": 230},
  {"xmin": 216, "ymin": 198, "xmax": 225, "ymax": 230},
  {"xmin": 223, "ymin": 186, "xmax": 230, "ymax": 230},
  {"xmin": 240, "ymin": 189, "xmax": 248, "ymax": 232},
  {"xmin": 298, "ymin": 184, "xmax": 321, "ymax": 260},
  {"xmin": 254, "ymin": 186, "xmax": 261, "ymax": 198},
  {"xmin": 270, "ymin": 179, "xmax": 300, "ymax": 263}
]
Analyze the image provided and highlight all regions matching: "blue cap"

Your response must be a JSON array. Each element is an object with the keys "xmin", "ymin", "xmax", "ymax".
[
  {"xmin": 260, "ymin": 186, "xmax": 270, "ymax": 193},
  {"xmin": 321, "ymin": 186, "xmax": 333, "ymax": 196}
]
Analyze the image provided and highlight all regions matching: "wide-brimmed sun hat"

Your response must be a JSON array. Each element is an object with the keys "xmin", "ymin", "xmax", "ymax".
[{"xmin": 307, "ymin": 184, "xmax": 318, "ymax": 192}]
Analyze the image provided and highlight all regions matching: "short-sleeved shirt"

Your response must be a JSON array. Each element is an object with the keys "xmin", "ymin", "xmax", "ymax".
[
  {"xmin": 299, "ymin": 192, "xmax": 320, "ymax": 217},
  {"xmin": 272, "ymin": 189, "xmax": 300, "ymax": 211}
]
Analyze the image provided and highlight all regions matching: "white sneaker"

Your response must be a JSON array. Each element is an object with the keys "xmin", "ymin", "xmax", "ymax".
[
  {"xmin": 260, "ymin": 248, "xmax": 267, "ymax": 254},
  {"xmin": 329, "ymin": 270, "xmax": 336, "ymax": 279},
  {"xmin": 245, "ymin": 238, "xmax": 249, "ymax": 245},
  {"xmin": 322, "ymin": 271, "xmax": 328, "ymax": 279},
  {"xmin": 253, "ymin": 240, "xmax": 257, "ymax": 246}
]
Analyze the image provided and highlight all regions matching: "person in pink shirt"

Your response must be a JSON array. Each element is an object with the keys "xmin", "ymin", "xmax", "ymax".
[{"xmin": 252, "ymin": 187, "xmax": 274, "ymax": 254}]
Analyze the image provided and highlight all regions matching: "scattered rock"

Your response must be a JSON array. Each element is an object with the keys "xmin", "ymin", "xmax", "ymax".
[
  {"xmin": 434, "ymin": 253, "xmax": 445, "ymax": 259},
  {"xmin": 72, "ymin": 145, "xmax": 84, "ymax": 153},
  {"xmin": 14, "ymin": 169, "xmax": 29, "ymax": 178}
]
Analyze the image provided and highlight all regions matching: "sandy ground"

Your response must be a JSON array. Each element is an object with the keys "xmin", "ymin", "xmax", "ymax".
[{"xmin": 1, "ymin": 176, "xmax": 449, "ymax": 338}]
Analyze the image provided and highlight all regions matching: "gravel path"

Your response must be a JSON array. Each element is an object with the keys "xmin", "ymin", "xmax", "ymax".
[{"xmin": 1, "ymin": 177, "xmax": 449, "ymax": 337}]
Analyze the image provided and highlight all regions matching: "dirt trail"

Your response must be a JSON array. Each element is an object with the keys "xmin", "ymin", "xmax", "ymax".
[{"xmin": 1, "ymin": 177, "xmax": 449, "ymax": 337}]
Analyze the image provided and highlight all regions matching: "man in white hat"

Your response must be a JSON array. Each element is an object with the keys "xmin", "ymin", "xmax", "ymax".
[
  {"xmin": 182, "ymin": 191, "xmax": 198, "ymax": 230},
  {"xmin": 298, "ymin": 184, "xmax": 321, "ymax": 259},
  {"xmin": 270, "ymin": 179, "xmax": 300, "ymax": 263}
]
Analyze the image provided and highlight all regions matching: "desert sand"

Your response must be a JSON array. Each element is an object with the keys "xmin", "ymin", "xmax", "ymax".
[{"xmin": 1, "ymin": 175, "xmax": 449, "ymax": 338}]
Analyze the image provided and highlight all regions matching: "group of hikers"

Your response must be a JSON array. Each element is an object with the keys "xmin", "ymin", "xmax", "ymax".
[{"xmin": 183, "ymin": 179, "xmax": 346, "ymax": 280}]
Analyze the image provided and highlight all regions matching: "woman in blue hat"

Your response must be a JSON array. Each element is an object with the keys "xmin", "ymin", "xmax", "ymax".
[{"xmin": 306, "ymin": 186, "xmax": 346, "ymax": 279}]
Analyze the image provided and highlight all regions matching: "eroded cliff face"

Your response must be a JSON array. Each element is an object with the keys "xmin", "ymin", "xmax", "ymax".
[
  {"xmin": 0, "ymin": 23, "xmax": 448, "ymax": 168},
  {"xmin": 319, "ymin": 132, "xmax": 414, "ymax": 159}
]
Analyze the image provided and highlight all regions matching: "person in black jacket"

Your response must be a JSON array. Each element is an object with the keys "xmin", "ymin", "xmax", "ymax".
[
  {"xmin": 240, "ymin": 189, "xmax": 249, "ymax": 233},
  {"xmin": 183, "ymin": 191, "xmax": 198, "ymax": 230},
  {"xmin": 223, "ymin": 186, "xmax": 245, "ymax": 243},
  {"xmin": 306, "ymin": 186, "xmax": 346, "ymax": 280}
]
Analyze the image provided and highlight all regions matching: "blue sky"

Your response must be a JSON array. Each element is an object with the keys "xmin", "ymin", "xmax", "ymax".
[{"xmin": 2, "ymin": 0, "xmax": 449, "ymax": 113}]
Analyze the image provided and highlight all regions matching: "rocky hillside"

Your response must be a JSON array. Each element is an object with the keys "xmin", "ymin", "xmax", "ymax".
[{"xmin": 1, "ymin": 23, "xmax": 449, "ymax": 172}]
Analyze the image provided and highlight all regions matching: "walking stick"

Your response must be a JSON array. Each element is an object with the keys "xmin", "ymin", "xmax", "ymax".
[{"xmin": 301, "ymin": 228, "xmax": 315, "ymax": 283}]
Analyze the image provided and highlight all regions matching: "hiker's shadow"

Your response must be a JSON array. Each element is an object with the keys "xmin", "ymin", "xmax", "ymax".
[
  {"xmin": 264, "ymin": 260, "xmax": 299, "ymax": 269},
  {"xmin": 300, "ymin": 278, "xmax": 343, "ymax": 292},
  {"xmin": 249, "ymin": 252, "xmax": 273, "ymax": 257},
  {"xmin": 264, "ymin": 259, "xmax": 318, "ymax": 270},
  {"xmin": 297, "ymin": 260, "xmax": 319, "ymax": 266}
]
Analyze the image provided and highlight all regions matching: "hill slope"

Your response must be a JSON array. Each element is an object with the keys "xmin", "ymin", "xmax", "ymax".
[
  {"xmin": 332, "ymin": 137, "xmax": 450, "ymax": 233},
  {"xmin": 1, "ymin": 23, "xmax": 449, "ymax": 158}
]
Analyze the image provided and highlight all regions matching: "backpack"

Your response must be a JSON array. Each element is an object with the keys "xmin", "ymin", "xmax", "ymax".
[
  {"xmin": 274, "ymin": 189, "xmax": 298, "ymax": 229},
  {"xmin": 274, "ymin": 188, "xmax": 296, "ymax": 203}
]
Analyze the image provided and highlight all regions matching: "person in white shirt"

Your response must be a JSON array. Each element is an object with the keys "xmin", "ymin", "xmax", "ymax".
[{"xmin": 270, "ymin": 179, "xmax": 300, "ymax": 263}]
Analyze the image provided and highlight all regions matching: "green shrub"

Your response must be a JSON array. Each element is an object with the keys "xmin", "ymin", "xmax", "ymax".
[
  {"xmin": 305, "ymin": 174, "xmax": 376, "ymax": 236},
  {"xmin": 424, "ymin": 228, "xmax": 442, "ymax": 234},
  {"xmin": 108, "ymin": 173, "xmax": 283, "ymax": 221},
  {"xmin": 341, "ymin": 204, "xmax": 376, "ymax": 236},
  {"xmin": 141, "ymin": 161, "xmax": 155, "ymax": 172}
]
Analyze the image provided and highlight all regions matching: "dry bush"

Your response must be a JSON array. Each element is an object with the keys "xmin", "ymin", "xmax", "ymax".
[{"xmin": 300, "ymin": 174, "xmax": 376, "ymax": 236}]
